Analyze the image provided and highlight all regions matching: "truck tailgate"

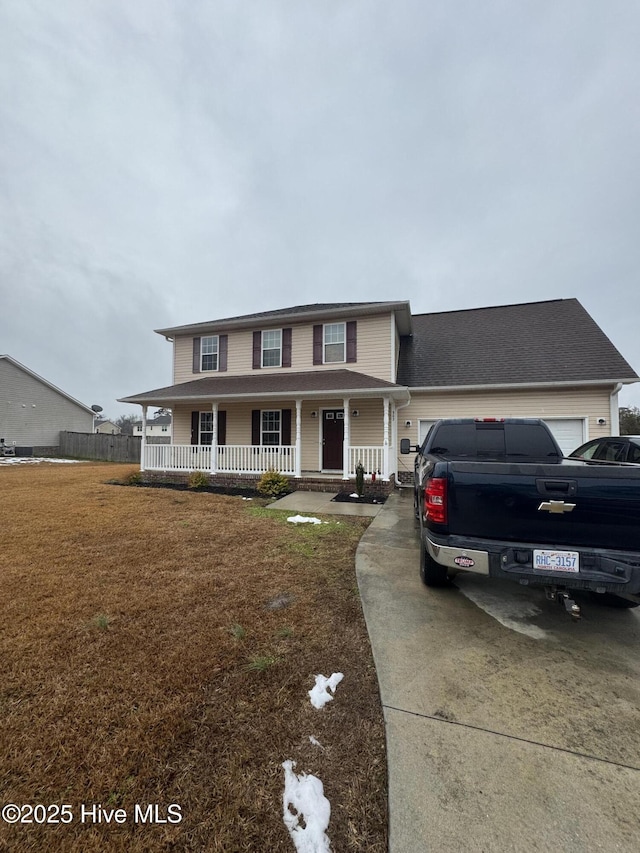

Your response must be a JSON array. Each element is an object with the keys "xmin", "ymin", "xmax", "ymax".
[{"xmin": 447, "ymin": 460, "xmax": 640, "ymax": 551}]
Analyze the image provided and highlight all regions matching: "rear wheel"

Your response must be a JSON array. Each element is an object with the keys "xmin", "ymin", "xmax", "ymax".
[
  {"xmin": 590, "ymin": 592, "xmax": 639, "ymax": 609},
  {"xmin": 420, "ymin": 541, "xmax": 449, "ymax": 587}
]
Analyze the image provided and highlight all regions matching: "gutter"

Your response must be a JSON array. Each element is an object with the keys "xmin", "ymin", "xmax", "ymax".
[{"xmin": 405, "ymin": 378, "xmax": 639, "ymax": 393}]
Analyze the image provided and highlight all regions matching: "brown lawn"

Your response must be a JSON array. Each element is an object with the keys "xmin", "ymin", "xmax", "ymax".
[{"xmin": 0, "ymin": 463, "xmax": 387, "ymax": 852}]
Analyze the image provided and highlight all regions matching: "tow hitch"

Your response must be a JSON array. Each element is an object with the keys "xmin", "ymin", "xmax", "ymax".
[{"xmin": 545, "ymin": 587, "xmax": 581, "ymax": 620}]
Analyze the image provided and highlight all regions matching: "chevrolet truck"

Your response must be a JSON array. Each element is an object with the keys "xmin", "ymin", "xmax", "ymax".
[{"xmin": 401, "ymin": 418, "xmax": 640, "ymax": 616}]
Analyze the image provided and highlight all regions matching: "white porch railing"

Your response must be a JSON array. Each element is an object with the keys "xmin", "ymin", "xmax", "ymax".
[
  {"xmin": 144, "ymin": 444, "xmax": 389, "ymax": 480},
  {"xmin": 145, "ymin": 444, "xmax": 212, "ymax": 471},
  {"xmin": 144, "ymin": 444, "xmax": 297, "ymax": 477},
  {"xmin": 217, "ymin": 445, "xmax": 297, "ymax": 476},
  {"xmin": 349, "ymin": 446, "xmax": 386, "ymax": 478}
]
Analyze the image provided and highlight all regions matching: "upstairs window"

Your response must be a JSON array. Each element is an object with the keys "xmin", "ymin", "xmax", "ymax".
[
  {"xmin": 262, "ymin": 330, "xmax": 282, "ymax": 367},
  {"xmin": 324, "ymin": 323, "xmax": 345, "ymax": 363},
  {"xmin": 201, "ymin": 335, "xmax": 219, "ymax": 371}
]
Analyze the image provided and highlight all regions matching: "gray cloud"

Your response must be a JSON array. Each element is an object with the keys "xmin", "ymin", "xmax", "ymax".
[{"xmin": 1, "ymin": 0, "xmax": 638, "ymax": 417}]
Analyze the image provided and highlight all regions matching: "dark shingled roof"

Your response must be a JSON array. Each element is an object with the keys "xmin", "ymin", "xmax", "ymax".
[
  {"xmin": 120, "ymin": 370, "xmax": 406, "ymax": 405},
  {"xmin": 155, "ymin": 301, "xmax": 412, "ymax": 336},
  {"xmin": 397, "ymin": 298, "xmax": 638, "ymax": 387}
]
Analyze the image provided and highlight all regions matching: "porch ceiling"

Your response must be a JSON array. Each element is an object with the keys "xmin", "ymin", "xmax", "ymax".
[{"xmin": 119, "ymin": 369, "xmax": 410, "ymax": 407}]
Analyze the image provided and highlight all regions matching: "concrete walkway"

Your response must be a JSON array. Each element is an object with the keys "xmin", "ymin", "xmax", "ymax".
[{"xmin": 267, "ymin": 489, "xmax": 385, "ymax": 518}]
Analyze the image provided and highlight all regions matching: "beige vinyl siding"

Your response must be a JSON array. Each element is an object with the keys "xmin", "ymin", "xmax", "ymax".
[
  {"xmin": 172, "ymin": 313, "xmax": 395, "ymax": 383},
  {"xmin": 397, "ymin": 386, "xmax": 616, "ymax": 454}
]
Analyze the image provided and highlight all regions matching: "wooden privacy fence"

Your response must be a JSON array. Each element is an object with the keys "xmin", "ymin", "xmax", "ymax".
[{"xmin": 59, "ymin": 431, "xmax": 142, "ymax": 463}]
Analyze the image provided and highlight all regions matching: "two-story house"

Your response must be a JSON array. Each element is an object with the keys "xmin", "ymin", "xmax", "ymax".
[
  {"xmin": 119, "ymin": 299, "xmax": 638, "ymax": 491},
  {"xmin": 131, "ymin": 413, "xmax": 172, "ymax": 443}
]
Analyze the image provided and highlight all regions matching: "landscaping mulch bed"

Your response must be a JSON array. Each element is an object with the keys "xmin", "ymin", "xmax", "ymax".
[{"xmin": 0, "ymin": 463, "xmax": 387, "ymax": 853}]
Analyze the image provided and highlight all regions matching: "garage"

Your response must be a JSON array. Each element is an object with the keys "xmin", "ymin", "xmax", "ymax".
[
  {"xmin": 542, "ymin": 418, "xmax": 586, "ymax": 455},
  {"xmin": 418, "ymin": 417, "xmax": 585, "ymax": 456}
]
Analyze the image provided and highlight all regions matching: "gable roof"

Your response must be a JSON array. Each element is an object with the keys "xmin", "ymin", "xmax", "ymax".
[
  {"xmin": 0, "ymin": 355, "xmax": 95, "ymax": 414},
  {"xmin": 397, "ymin": 298, "xmax": 638, "ymax": 388},
  {"xmin": 155, "ymin": 301, "xmax": 412, "ymax": 337},
  {"xmin": 120, "ymin": 369, "xmax": 408, "ymax": 406}
]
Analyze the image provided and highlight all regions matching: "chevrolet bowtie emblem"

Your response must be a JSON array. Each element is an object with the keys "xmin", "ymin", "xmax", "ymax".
[{"xmin": 538, "ymin": 500, "xmax": 576, "ymax": 514}]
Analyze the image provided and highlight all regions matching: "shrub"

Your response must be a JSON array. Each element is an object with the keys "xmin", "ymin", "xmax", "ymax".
[
  {"xmin": 355, "ymin": 461, "xmax": 365, "ymax": 498},
  {"xmin": 188, "ymin": 471, "xmax": 210, "ymax": 490},
  {"xmin": 256, "ymin": 469, "xmax": 291, "ymax": 499},
  {"xmin": 126, "ymin": 471, "xmax": 142, "ymax": 486}
]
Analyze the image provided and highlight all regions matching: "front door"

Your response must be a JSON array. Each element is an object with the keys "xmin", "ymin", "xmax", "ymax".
[{"xmin": 322, "ymin": 409, "xmax": 344, "ymax": 470}]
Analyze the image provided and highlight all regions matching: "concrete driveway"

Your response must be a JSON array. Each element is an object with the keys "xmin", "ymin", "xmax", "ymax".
[{"xmin": 356, "ymin": 489, "xmax": 640, "ymax": 852}]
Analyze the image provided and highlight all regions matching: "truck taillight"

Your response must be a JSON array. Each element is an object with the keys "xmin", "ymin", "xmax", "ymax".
[{"xmin": 424, "ymin": 477, "xmax": 447, "ymax": 524}]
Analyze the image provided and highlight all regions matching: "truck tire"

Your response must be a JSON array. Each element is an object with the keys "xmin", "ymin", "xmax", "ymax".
[
  {"xmin": 420, "ymin": 541, "xmax": 449, "ymax": 587},
  {"xmin": 590, "ymin": 592, "xmax": 639, "ymax": 609}
]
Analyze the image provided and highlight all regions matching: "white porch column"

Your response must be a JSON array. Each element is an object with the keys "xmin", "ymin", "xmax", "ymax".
[
  {"xmin": 140, "ymin": 405, "xmax": 148, "ymax": 471},
  {"xmin": 382, "ymin": 396, "xmax": 390, "ymax": 481},
  {"xmin": 343, "ymin": 398, "xmax": 350, "ymax": 479},
  {"xmin": 210, "ymin": 402, "xmax": 218, "ymax": 474},
  {"xmin": 295, "ymin": 399, "xmax": 302, "ymax": 478}
]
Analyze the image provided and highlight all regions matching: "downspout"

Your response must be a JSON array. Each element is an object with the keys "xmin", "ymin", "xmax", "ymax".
[{"xmin": 610, "ymin": 383, "xmax": 622, "ymax": 435}]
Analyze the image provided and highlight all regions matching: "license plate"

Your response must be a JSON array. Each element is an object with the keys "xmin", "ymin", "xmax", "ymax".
[{"xmin": 533, "ymin": 550, "xmax": 579, "ymax": 573}]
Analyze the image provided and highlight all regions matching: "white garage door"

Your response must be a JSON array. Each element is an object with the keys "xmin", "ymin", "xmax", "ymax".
[
  {"xmin": 542, "ymin": 419, "xmax": 585, "ymax": 455},
  {"xmin": 418, "ymin": 420, "xmax": 437, "ymax": 445},
  {"xmin": 419, "ymin": 417, "xmax": 585, "ymax": 456}
]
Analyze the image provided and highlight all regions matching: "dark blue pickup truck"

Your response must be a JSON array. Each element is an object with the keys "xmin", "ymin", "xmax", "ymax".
[{"xmin": 401, "ymin": 418, "xmax": 640, "ymax": 615}]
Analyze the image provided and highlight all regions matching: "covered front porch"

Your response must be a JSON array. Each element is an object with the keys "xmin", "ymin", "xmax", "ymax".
[
  {"xmin": 139, "ymin": 396, "xmax": 396, "ymax": 481},
  {"xmin": 119, "ymin": 368, "xmax": 411, "ymax": 488}
]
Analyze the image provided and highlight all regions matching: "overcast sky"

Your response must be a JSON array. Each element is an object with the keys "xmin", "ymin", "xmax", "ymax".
[{"xmin": 1, "ymin": 0, "xmax": 639, "ymax": 419}]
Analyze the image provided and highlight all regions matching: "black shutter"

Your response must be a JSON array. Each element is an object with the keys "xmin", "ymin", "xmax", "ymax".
[
  {"xmin": 218, "ymin": 410, "xmax": 227, "ymax": 445},
  {"xmin": 219, "ymin": 335, "xmax": 228, "ymax": 372},
  {"xmin": 192, "ymin": 338, "xmax": 201, "ymax": 373},
  {"xmin": 346, "ymin": 321, "xmax": 357, "ymax": 363},
  {"xmin": 252, "ymin": 331, "xmax": 262, "ymax": 369},
  {"xmin": 282, "ymin": 328, "xmax": 292, "ymax": 368},
  {"xmin": 251, "ymin": 409, "xmax": 261, "ymax": 445},
  {"xmin": 191, "ymin": 411, "xmax": 199, "ymax": 444},
  {"xmin": 282, "ymin": 409, "xmax": 292, "ymax": 446},
  {"xmin": 313, "ymin": 325, "xmax": 323, "ymax": 365}
]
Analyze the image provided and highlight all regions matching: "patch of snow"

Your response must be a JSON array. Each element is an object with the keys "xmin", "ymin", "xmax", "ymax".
[
  {"xmin": 308, "ymin": 673, "xmax": 344, "ymax": 709},
  {"xmin": 308, "ymin": 736, "xmax": 324, "ymax": 750},
  {"xmin": 282, "ymin": 760, "xmax": 332, "ymax": 853},
  {"xmin": 0, "ymin": 457, "xmax": 85, "ymax": 465},
  {"xmin": 287, "ymin": 515, "xmax": 325, "ymax": 525},
  {"xmin": 349, "ymin": 492, "xmax": 359, "ymax": 498},
  {"xmin": 455, "ymin": 576, "xmax": 550, "ymax": 640},
  {"xmin": 242, "ymin": 496, "xmax": 253, "ymax": 500}
]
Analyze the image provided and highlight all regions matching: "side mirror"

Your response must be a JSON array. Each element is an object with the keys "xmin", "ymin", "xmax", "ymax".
[{"xmin": 400, "ymin": 438, "xmax": 412, "ymax": 455}]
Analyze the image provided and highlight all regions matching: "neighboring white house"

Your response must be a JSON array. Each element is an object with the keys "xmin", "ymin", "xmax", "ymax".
[
  {"xmin": 132, "ymin": 414, "xmax": 172, "ymax": 443},
  {"xmin": 95, "ymin": 419, "xmax": 121, "ymax": 435},
  {"xmin": 0, "ymin": 355, "xmax": 94, "ymax": 453}
]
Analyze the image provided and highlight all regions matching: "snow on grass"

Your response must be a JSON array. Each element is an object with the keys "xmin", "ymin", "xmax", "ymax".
[
  {"xmin": 308, "ymin": 673, "xmax": 344, "ymax": 710},
  {"xmin": 282, "ymin": 673, "xmax": 345, "ymax": 849},
  {"xmin": 287, "ymin": 515, "xmax": 327, "ymax": 525},
  {"xmin": 282, "ymin": 760, "xmax": 332, "ymax": 853},
  {"xmin": 0, "ymin": 457, "xmax": 85, "ymax": 465}
]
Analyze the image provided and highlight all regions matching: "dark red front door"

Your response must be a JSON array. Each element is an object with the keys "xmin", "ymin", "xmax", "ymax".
[{"xmin": 322, "ymin": 409, "xmax": 344, "ymax": 470}]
